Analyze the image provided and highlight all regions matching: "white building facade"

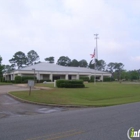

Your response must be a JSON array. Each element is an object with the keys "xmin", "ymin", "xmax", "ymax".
[{"xmin": 3, "ymin": 62, "xmax": 111, "ymax": 81}]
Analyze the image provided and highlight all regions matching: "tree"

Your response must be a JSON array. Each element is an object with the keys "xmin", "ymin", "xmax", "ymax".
[
  {"xmin": 89, "ymin": 59, "xmax": 106, "ymax": 71},
  {"xmin": 88, "ymin": 60, "xmax": 95, "ymax": 69},
  {"xmin": 27, "ymin": 50, "xmax": 39, "ymax": 65},
  {"xmin": 3, "ymin": 64, "xmax": 15, "ymax": 73},
  {"xmin": 137, "ymin": 69, "xmax": 140, "ymax": 81},
  {"xmin": 9, "ymin": 51, "xmax": 27, "ymax": 69},
  {"xmin": 107, "ymin": 62, "xmax": 115, "ymax": 73},
  {"xmin": 129, "ymin": 70, "xmax": 139, "ymax": 81},
  {"xmin": 34, "ymin": 61, "xmax": 41, "ymax": 64},
  {"xmin": 0, "ymin": 56, "xmax": 4, "ymax": 78},
  {"xmin": 0, "ymin": 56, "xmax": 2, "ymax": 65},
  {"xmin": 44, "ymin": 57, "xmax": 54, "ymax": 63},
  {"xmin": 114, "ymin": 62, "xmax": 124, "ymax": 81},
  {"xmin": 70, "ymin": 59, "xmax": 79, "ymax": 67},
  {"xmin": 96, "ymin": 59, "xmax": 106, "ymax": 71},
  {"xmin": 107, "ymin": 62, "xmax": 116, "ymax": 79},
  {"xmin": 79, "ymin": 59, "xmax": 88, "ymax": 67},
  {"xmin": 57, "ymin": 56, "xmax": 71, "ymax": 66}
]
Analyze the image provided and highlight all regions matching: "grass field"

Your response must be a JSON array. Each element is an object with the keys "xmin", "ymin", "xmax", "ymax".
[
  {"xmin": 35, "ymin": 83, "xmax": 55, "ymax": 88},
  {"xmin": 0, "ymin": 82, "xmax": 12, "ymax": 85},
  {"xmin": 10, "ymin": 82, "xmax": 140, "ymax": 107}
]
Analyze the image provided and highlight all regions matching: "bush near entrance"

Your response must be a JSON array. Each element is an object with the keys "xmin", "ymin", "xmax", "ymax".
[
  {"xmin": 56, "ymin": 80, "xmax": 85, "ymax": 88},
  {"xmin": 80, "ymin": 76, "xmax": 89, "ymax": 81},
  {"xmin": 15, "ymin": 76, "xmax": 36, "ymax": 83}
]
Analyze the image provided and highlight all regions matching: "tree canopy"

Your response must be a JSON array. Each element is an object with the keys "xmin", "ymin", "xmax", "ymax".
[
  {"xmin": 4, "ymin": 50, "xmax": 140, "ymax": 81},
  {"xmin": 70, "ymin": 59, "xmax": 79, "ymax": 67},
  {"xmin": 57, "ymin": 56, "xmax": 71, "ymax": 66},
  {"xmin": 27, "ymin": 50, "xmax": 39, "ymax": 65},
  {"xmin": 9, "ymin": 51, "xmax": 27, "ymax": 69},
  {"xmin": 95, "ymin": 59, "xmax": 106, "ymax": 71},
  {"xmin": 0, "ymin": 56, "xmax": 4, "ymax": 78},
  {"xmin": 3, "ymin": 64, "xmax": 15, "ymax": 73},
  {"xmin": 79, "ymin": 59, "xmax": 88, "ymax": 67},
  {"xmin": 45, "ymin": 56, "xmax": 54, "ymax": 63}
]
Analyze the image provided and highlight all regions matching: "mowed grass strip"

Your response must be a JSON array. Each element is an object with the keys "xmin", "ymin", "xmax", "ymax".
[
  {"xmin": 0, "ymin": 82, "xmax": 12, "ymax": 85},
  {"xmin": 35, "ymin": 83, "xmax": 55, "ymax": 88},
  {"xmin": 10, "ymin": 82, "xmax": 140, "ymax": 107}
]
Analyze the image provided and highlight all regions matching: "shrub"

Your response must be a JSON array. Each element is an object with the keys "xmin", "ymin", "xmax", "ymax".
[
  {"xmin": 89, "ymin": 76, "xmax": 94, "ymax": 82},
  {"xmin": 80, "ymin": 76, "xmax": 89, "ymax": 81},
  {"xmin": 56, "ymin": 80, "xmax": 85, "ymax": 88},
  {"xmin": 104, "ymin": 77, "xmax": 111, "ymax": 82},
  {"xmin": 22, "ymin": 76, "xmax": 36, "ymax": 83},
  {"xmin": 10, "ymin": 80, "xmax": 15, "ymax": 83},
  {"xmin": 0, "ymin": 77, "xmax": 5, "ymax": 82},
  {"xmin": 15, "ymin": 76, "xmax": 22, "ymax": 83}
]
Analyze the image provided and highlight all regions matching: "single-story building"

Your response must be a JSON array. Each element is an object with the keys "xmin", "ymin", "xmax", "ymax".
[{"xmin": 3, "ymin": 62, "xmax": 111, "ymax": 81}]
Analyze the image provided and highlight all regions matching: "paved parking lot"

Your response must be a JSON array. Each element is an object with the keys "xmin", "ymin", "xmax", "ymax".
[{"xmin": 0, "ymin": 85, "xmax": 66, "ymax": 119}]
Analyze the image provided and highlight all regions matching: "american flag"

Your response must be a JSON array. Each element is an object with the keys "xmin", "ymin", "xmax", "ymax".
[{"xmin": 90, "ymin": 49, "xmax": 95, "ymax": 58}]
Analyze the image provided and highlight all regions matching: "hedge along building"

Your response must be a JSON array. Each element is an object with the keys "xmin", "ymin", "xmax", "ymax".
[{"xmin": 3, "ymin": 62, "xmax": 111, "ymax": 81}]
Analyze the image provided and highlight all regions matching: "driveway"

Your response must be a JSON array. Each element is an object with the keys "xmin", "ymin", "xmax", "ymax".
[
  {"xmin": 0, "ymin": 85, "xmax": 67, "ymax": 118},
  {"xmin": 0, "ymin": 85, "xmax": 31, "ymax": 94}
]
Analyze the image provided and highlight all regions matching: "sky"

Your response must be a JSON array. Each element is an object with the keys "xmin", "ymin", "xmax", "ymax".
[{"xmin": 0, "ymin": 0, "xmax": 140, "ymax": 70}]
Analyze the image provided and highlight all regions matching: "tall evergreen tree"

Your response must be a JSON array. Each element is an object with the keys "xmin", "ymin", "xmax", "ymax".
[
  {"xmin": 27, "ymin": 50, "xmax": 39, "ymax": 65},
  {"xmin": 9, "ymin": 51, "xmax": 27, "ymax": 69},
  {"xmin": 44, "ymin": 57, "xmax": 54, "ymax": 63},
  {"xmin": 57, "ymin": 56, "xmax": 71, "ymax": 66}
]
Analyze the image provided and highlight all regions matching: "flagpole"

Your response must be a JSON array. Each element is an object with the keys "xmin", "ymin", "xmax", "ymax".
[
  {"xmin": 94, "ymin": 34, "xmax": 99, "ymax": 84},
  {"xmin": 94, "ymin": 34, "xmax": 99, "ymax": 60},
  {"xmin": 94, "ymin": 59, "xmax": 96, "ymax": 84}
]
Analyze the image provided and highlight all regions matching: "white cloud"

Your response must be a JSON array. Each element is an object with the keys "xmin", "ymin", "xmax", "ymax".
[
  {"xmin": 0, "ymin": 0, "xmax": 140, "ymax": 70},
  {"xmin": 131, "ymin": 56, "xmax": 140, "ymax": 62}
]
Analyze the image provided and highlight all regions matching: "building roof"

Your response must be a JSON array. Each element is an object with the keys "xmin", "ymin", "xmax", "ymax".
[{"xmin": 16, "ymin": 62, "xmax": 110, "ymax": 74}]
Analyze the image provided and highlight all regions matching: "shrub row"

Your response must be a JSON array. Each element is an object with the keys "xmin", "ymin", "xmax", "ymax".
[
  {"xmin": 80, "ymin": 76, "xmax": 89, "ymax": 81},
  {"xmin": 15, "ymin": 76, "xmax": 36, "ymax": 83},
  {"xmin": 0, "ymin": 77, "xmax": 5, "ymax": 82},
  {"xmin": 103, "ymin": 77, "xmax": 111, "ymax": 82},
  {"xmin": 56, "ymin": 80, "xmax": 85, "ymax": 88},
  {"xmin": 14, "ymin": 76, "xmax": 52, "ymax": 83}
]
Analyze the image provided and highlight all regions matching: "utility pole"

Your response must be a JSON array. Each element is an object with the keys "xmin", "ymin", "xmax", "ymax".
[{"xmin": 94, "ymin": 34, "xmax": 99, "ymax": 60}]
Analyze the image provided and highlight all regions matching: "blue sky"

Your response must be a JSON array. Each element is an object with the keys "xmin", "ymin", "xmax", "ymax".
[{"xmin": 0, "ymin": 0, "xmax": 140, "ymax": 70}]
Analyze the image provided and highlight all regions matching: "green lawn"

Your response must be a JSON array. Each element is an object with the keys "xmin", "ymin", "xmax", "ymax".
[
  {"xmin": 35, "ymin": 83, "xmax": 54, "ymax": 88},
  {"xmin": 0, "ymin": 82, "xmax": 12, "ymax": 85},
  {"xmin": 10, "ymin": 82, "xmax": 140, "ymax": 107}
]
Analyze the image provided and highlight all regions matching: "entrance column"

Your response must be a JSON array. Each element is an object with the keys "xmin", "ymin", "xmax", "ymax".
[
  {"xmin": 76, "ymin": 74, "xmax": 79, "ymax": 80},
  {"xmin": 88, "ymin": 74, "xmax": 91, "ymax": 81},
  {"xmin": 49, "ymin": 74, "xmax": 53, "ymax": 81},
  {"xmin": 100, "ymin": 74, "xmax": 103, "ymax": 81},
  {"xmin": 65, "ymin": 74, "xmax": 68, "ymax": 80},
  {"xmin": 37, "ymin": 72, "xmax": 40, "ymax": 81}
]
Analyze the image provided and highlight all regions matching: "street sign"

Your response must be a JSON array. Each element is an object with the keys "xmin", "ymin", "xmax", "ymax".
[
  {"xmin": 28, "ymin": 80, "xmax": 35, "ymax": 96},
  {"xmin": 28, "ymin": 80, "xmax": 34, "ymax": 87}
]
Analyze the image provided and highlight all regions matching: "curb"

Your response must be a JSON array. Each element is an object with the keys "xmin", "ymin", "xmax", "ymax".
[{"xmin": 7, "ymin": 93, "xmax": 90, "ymax": 108}]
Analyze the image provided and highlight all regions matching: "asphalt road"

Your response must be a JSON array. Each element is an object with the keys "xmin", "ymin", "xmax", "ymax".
[{"xmin": 0, "ymin": 102, "xmax": 140, "ymax": 140}]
